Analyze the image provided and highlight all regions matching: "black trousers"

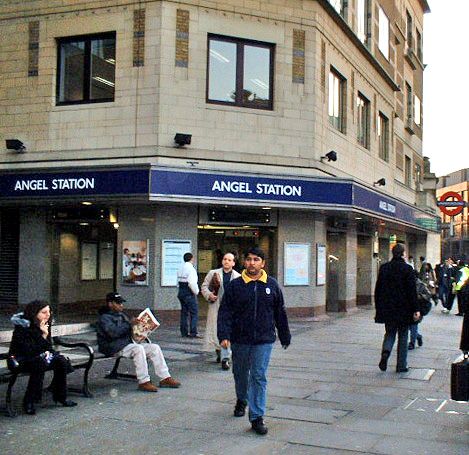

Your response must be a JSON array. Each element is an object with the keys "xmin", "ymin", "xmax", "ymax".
[{"xmin": 19, "ymin": 354, "xmax": 69, "ymax": 403}]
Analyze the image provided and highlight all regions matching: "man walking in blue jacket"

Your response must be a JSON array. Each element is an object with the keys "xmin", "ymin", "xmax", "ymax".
[{"xmin": 218, "ymin": 247, "xmax": 291, "ymax": 435}]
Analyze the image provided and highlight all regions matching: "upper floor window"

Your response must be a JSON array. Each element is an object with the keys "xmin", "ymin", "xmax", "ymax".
[
  {"xmin": 357, "ymin": 0, "xmax": 370, "ymax": 45},
  {"xmin": 328, "ymin": 0, "xmax": 347, "ymax": 19},
  {"xmin": 328, "ymin": 68, "xmax": 346, "ymax": 133},
  {"xmin": 356, "ymin": 92, "xmax": 370, "ymax": 148},
  {"xmin": 414, "ymin": 95, "xmax": 421, "ymax": 126},
  {"xmin": 56, "ymin": 32, "xmax": 116, "ymax": 105},
  {"xmin": 406, "ymin": 10, "xmax": 413, "ymax": 51},
  {"xmin": 207, "ymin": 35, "xmax": 274, "ymax": 110},
  {"xmin": 378, "ymin": 7, "xmax": 389, "ymax": 60},
  {"xmin": 406, "ymin": 82, "xmax": 413, "ymax": 125},
  {"xmin": 378, "ymin": 112, "xmax": 389, "ymax": 162},
  {"xmin": 416, "ymin": 29, "xmax": 423, "ymax": 61},
  {"xmin": 405, "ymin": 155, "xmax": 412, "ymax": 186}
]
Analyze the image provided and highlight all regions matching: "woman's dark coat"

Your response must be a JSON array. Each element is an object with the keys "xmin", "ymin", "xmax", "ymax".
[
  {"xmin": 8, "ymin": 314, "xmax": 54, "ymax": 361},
  {"xmin": 375, "ymin": 257, "xmax": 419, "ymax": 325}
]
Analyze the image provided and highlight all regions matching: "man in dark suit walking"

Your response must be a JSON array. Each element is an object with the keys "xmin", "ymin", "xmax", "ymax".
[{"xmin": 375, "ymin": 243, "xmax": 420, "ymax": 373}]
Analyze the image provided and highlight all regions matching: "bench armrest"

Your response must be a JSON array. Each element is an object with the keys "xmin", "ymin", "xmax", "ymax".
[{"xmin": 53, "ymin": 336, "xmax": 94, "ymax": 357}]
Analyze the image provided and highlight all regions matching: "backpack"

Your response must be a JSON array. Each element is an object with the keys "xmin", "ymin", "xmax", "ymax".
[{"xmin": 416, "ymin": 278, "xmax": 432, "ymax": 316}]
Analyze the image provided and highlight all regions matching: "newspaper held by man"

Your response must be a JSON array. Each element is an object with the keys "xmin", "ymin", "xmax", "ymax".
[{"xmin": 132, "ymin": 308, "xmax": 160, "ymax": 341}]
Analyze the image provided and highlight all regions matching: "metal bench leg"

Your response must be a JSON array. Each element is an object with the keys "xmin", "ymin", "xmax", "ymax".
[
  {"xmin": 6, "ymin": 374, "xmax": 18, "ymax": 417},
  {"xmin": 105, "ymin": 357, "xmax": 122, "ymax": 379}
]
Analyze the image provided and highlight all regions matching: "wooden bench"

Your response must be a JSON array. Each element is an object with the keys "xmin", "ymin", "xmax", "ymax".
[{"xmin": 0, "ymin": 336, "xmax": 137, "ymax": 417}]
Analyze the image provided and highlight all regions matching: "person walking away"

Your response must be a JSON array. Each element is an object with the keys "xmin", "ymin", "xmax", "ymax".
[
  {"xmin": 218, "ymin": 247, "xmax": 291, "ymax": 435},
  {"xmin": 177, "ymin": 252, "xmax": 200, "ymax": 337},
  {"xmin": 96, "ymin": 293, "xmax": 180, "ymax": 392},
  {"xmin": 201, "ymin": 252, "xmax": 240, "ymax": 370},
  {"xmin": 443, "ymin": 258, "xmax": 458, "ymax": 313},
  {"xmin": 375, "ymin": 244, "xmax": 420, "ymax": 373},
  {"xmin": 422, "ymin": 263, "xmax": 438, "ymax": 305},
  {"xmin": 438, "ymin": 258, "xmax": 453, "ymax": 310},
  {"xmin": 409, "ymin": 274, "xmax": 433, "ymax": 350},
  {"xmin": 8, "ymin": 300, "xmax": 77, "ymax": 415},
  {"xmin": 454, "ymin": 260, "xmax": 469, "ymax": 316}
]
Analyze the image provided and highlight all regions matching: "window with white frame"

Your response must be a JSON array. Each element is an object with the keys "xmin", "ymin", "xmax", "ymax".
[
  {"xmin": 414, "ymin": 95, "xmax": 421, "ymax": 126},
  {"xmin": 406, "ymin": 82, "xmax": 413, "ymax": 125},
  {"xmin": 378, "ymin": 112, "xmax": 389, "ymax": 162},
  {"xmin": 328, "ymin": 68, "xmax": 346, "ymax": 133},
  {"xmin": 357, "ymin": 92, "xmax": 370, "ymax": 148},
  {"xmin": 357, "ymin": 0, "xmax": 370, "ymax": 45},
  {"xmin": 378, "ymin": 7, "xmax": 389, "ymax": 59},
  {"xmin": 328, "ymin": 0, "xmax": 345, "ymax": 16}
]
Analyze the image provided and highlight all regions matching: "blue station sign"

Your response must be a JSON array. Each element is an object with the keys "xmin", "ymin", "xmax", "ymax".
[{"xmin": 0, "ymin": 169, "xmax": 149, "ymax": 198}]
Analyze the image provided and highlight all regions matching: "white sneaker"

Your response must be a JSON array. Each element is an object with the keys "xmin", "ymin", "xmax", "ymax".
[{"xmin": 441, "ymin": 308, "xmax": 449, "ymax": 314}]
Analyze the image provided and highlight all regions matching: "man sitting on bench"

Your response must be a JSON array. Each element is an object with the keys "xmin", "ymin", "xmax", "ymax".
[{"xmin": 96, "ymin": 293, "xmax": 181, "ymax": 392}]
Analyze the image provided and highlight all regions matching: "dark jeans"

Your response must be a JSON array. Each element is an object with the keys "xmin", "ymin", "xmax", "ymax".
[
  {"xmin": 409, "ymin": 323, "xmax": 421, "ymax": 345},
  {"xmin": 445, "ymin": 291, "xmax": 456, "ymax": 311},
  {"xmin": 178, "ymin": 283, "xmax": 198, "ymax": 336},
  {"xmin": 382, "ymin": 323, "xmax": 409, "ymax": 370},
  {"xmin": 438, "ymin": 284, "xmax": 449, "ymax": 307},
  {"xmin": 19, "ymin": 354, "xmax": 69, "ymax": 403}
]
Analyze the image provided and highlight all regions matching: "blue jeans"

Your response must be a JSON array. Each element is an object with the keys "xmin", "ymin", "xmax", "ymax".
[
  {"xmin": 177, "ymin": 284, "xmax": 198, "ymax": 336},
  {"xmin": 409, "ymin": 323, "xmax": 420, "ymax": 345},
  {"xmin": 438, "ymin": 284, "xmax": 448, "ymax": 307},
  {"xmin": 221, "ymin": 346, "xmax": 231, "ymax": 360},
  {"xmin": 382, "ymin": 323, "xmax": 409, "ymax": 370},
  {"xmin": 232, "ymin": 343, "xmax": 273, "ymax": 421}
]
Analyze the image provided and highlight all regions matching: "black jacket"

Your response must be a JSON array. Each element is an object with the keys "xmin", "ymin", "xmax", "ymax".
[
  {"xmin": 375, "ymin": 257, "xmax": 419, "ymax": 325},
  {"xmin": 218, "ymin": 273, "xmax": 291, "ymax": 346},
  {"xmin": 96, "ymin": 307, "xmax": 133, "ymax": 356},
  {"xmin": 8, "ymin": 313, "xmax": 54, "ymax": 361},
  {"xmin": 461, "ymin": 313, "xmax": 469, "ymax": 353}
]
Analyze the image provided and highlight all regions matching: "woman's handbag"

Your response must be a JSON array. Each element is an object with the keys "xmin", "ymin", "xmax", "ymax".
[{"xmin": 451, "ymin": 353, "xmax": 469, "ymax": 401}]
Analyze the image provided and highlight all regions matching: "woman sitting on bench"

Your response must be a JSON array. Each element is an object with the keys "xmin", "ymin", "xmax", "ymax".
[{"xmin": 8, "ymin": 300, "xmax": 77, "ymax": 415}]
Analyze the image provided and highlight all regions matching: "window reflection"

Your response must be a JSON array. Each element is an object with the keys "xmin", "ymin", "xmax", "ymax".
[
  {"xmin": 243, "ymin": 45, "xmax": 270, "ymax": 107},
  {"xmin": 207, "ymin": 35, "xmax": 274, "ymax": 109},
  {"xmin": 59, "ymin": 41, "xmax": 85, "ymax": 102},
  {"xmin": 208, "ymin": 40, "xmax": 236, "ymax": 103},
  {"xmin": 91, "ymin": 38, "xmax": 115, "ymax": 100}
]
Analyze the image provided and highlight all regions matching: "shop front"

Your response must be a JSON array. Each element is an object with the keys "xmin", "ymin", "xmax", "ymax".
[{"xmin": 0, "ymin": 165, "xmax": 440, "ymax": 320}]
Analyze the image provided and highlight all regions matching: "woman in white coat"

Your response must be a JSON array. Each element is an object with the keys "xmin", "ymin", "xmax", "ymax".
[{"xmin": 201, "ymin": 252, "xmax": 240, "ymax": 370}]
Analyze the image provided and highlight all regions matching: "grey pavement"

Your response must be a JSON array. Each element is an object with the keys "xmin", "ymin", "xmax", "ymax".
[{"xmin": 1, "ymin": 306, "xmax": 468, "ymax": 454}]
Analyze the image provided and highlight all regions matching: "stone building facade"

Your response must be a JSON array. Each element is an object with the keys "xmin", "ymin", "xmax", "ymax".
[{"xmin": 0, "ymin": 0, "xmax": 438, "ymax": 320}]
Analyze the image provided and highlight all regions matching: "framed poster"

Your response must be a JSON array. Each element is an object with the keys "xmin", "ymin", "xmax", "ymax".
[
  {"xmin": 161, "ymin": 239, "xmax": 192, "ymax": 286},
  {"xmin": 316, "ymin": 243, "xmax": 327, "ymax": 286},
  {"xmin": 122, "ymin": 240, "xmax": 149, "ymax": 286},
  {"xmin": 99, "ymin": 242, "xmax": 114, "ymax": 280},
  {"xmin": 81, "ymin": 242, "xmax": 97, "ymax": 281},
  {"xmin": 284, "ymin": 242, "xmax": 310, "ymax": 286}
]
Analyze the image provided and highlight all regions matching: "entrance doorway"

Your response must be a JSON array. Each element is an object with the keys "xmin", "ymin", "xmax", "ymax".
[
  {"xmin": 197, "ymin": 226, "xmax": 277, "ymax": 278},
  {"xmin": 50, "ymin": 206, "xmax": 117, "ymax": 322}
]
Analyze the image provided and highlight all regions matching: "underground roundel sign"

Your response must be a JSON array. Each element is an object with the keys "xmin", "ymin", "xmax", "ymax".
[{"xmin": 437, "ymin": 191, "xmax": 465, "ymax": 216}]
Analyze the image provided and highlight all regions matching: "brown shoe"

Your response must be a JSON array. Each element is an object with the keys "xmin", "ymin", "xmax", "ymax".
[
  {"xmin": 159, "ymin": 377, "xmax": 181, "ymax": 388},
  {"xmin": 138, "ymin": 381, "xmax": 158, "ymax": 392}
]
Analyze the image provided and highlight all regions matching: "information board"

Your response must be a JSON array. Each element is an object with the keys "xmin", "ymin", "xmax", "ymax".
[
  {"xmin": 284, "ymin": 243, "xmax": 310, "ymax": 286},
  {"xmin": 161, "ymin": 240, "xmax": 192, "ymax": 286}
]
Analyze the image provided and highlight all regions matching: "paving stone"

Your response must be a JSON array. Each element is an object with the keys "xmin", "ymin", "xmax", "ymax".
[{"xmin": 266, "ymin": 403, "xmax": 349, "ymax": 424}]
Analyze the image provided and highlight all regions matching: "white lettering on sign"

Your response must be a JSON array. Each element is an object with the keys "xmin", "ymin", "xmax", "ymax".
[
  {"xmin": 211, "ymin": 180, "xmax": 302, "ymax": 197},
  {"xmin": 13, "ymin": 177, "xmax": 95, "ymax": 192},
  {"xmin": 51, "ymin": 178, "xmax": 95, "ymax": 190},
  {"xmin": 212, "ymin": 180, "xmax": 253, "ymax": 193},
  {"xmin": 379, "ymin": 201, "xmax": 396, "ymax": 213},
  {"xmin": 14, "ymin": 179, "xmax": 49, "ymax": 191}
]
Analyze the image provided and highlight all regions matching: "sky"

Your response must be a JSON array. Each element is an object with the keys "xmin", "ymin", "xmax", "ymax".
[{"xmin": 423, "ymin": 0, "xmax": 469, "ymax": 177}]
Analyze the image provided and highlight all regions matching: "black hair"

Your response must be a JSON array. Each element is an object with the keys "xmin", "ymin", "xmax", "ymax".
[
  {"xmin": 392, "ymin": 243, "xmax": 405, "ymax": 259},
  {"xmin": 23, "ymin": 300, "xmax": 50, "ymax": 325},
  {"xmin": 245, "ymin": 246, "xmax": 265, "ymax": 260},
  {"xmin": 183, "ymin": 252, "xmax": 193, "ymax": 262}
]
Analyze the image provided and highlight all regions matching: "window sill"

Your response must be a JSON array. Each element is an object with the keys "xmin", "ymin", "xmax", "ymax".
[
  {"xmin": 53, "ymin": 101, "xmax": 115, "ymax": 110},
  {"xmin": 205, "ymin": 103, "xmax": 279, "ymax": 116}
]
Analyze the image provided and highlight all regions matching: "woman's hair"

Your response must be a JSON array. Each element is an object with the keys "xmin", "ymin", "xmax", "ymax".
[
  {"xmin": 23, "ymin": 300, "xmax": 50, "ymax": 324},
  {"xmin": 425, "ymin": 262, "xmax": 433, "ymax": 271}
]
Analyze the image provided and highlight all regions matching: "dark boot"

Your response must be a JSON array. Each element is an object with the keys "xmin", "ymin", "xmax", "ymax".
[
  {"xmin": 23, "ymin": 400, "xmax": 36, "ymax": 415},
  {"xmin": 233, "ymin": 399, "xmax": 247, "ymax": 417},
  {"xmin": 215, "ymin": 350, "xmax": 221, "ymax": 363},
  {"xmin": 379, "ymin": 350, "xmax": 390, "ymax": 371},
  {"xmin": 251, "ymin": 417, "xmax": 268, "ymax": 435}
]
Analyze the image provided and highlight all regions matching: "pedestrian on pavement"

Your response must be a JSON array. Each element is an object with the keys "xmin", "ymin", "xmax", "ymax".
[
  {"xmin": 375, "ymin": 243, "xmax": 420, "ymax": 373},
  {"xmin": 407, "ymin": 255, "xmax": 415, "ymax": 269},
  {"xmin": 453, "ymin": 260, "xmax": 469, "ymax": 316},
  {"xmin": 177, "ymin": 252, "xmax": 200, "ymax": 337},
  {"xmin": 201, "ymin": 252, "xmax": 240, "ymax": 370},
  {"xmin": 218, "ymin": 246, "xmax": 291, "ymax": 435},
  {"xmin": 421, "ymin": 262, "xmax": 438, "ymax": 305},
  {"xmin": 437, "ymin": 258, "xmax": 453, "ymax": 310},
  {"xmin": 8, "ymin": 300, "xmax": 77, "ymax": 415},
  {"xmin": 409, "ymin": 274, "xmax": 432, "ymax": 350},
  {"xmin": 96, "ymin": 292, "xmax": 181, "ymax": 392}
]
